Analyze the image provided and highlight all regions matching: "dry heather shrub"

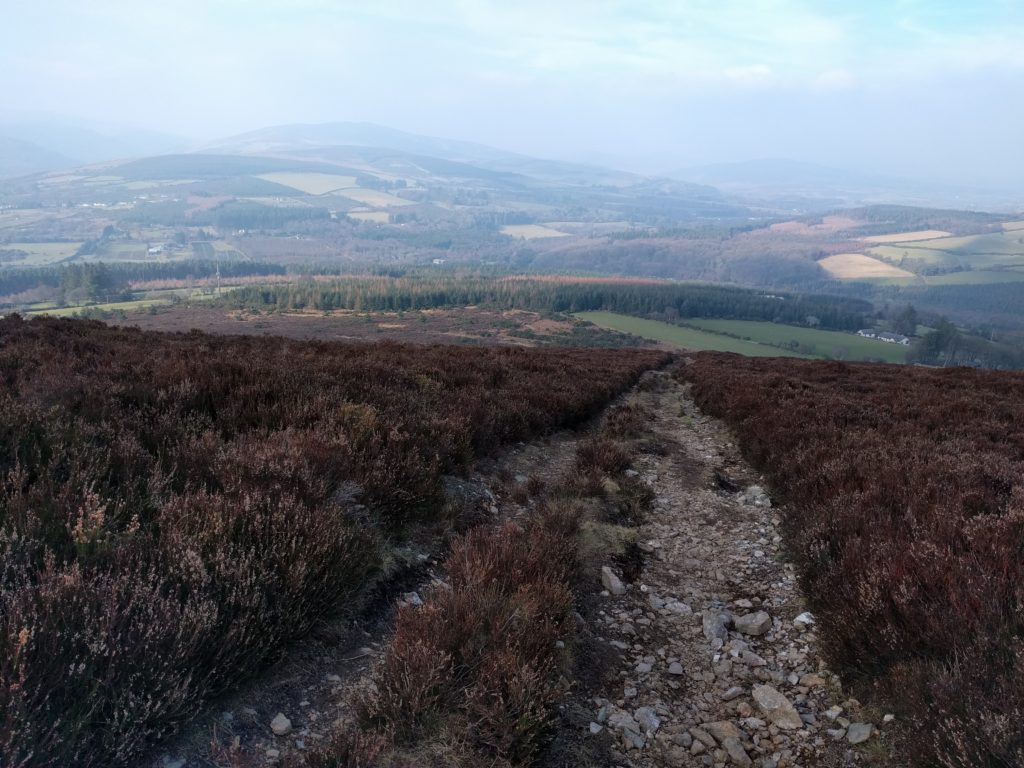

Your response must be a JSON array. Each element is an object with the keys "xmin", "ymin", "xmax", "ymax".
[
  {"xmin": 681, "ymin": 354, "xmax": 1024, "ymax": 767},
  {"xmin": 574, "ymin": 436, "xmax": 630, "ymax": 476},
  {"xmin": 364, "ymin": 508, "xmax": 577, "ymax": 763},
  {"xmin": 0, "ymin": 316, "xmax": 664, "ymax": 766}
]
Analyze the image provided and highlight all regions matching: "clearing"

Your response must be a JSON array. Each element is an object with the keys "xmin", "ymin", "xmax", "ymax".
[
  {"xmin": 818, "ymin": 253, "xmax": 915, "ymax": 279},
  {"xmin": 500, "ymin": 223, "xmax": 571, "ymax": 239}
]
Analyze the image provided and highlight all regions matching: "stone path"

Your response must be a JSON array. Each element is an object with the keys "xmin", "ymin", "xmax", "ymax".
[{"xmin": 585, "ymin": 371, "xmax": 888, "ymax": 768}]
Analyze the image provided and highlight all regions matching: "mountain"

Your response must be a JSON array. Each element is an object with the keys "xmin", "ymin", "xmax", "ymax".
[
  {"xmin": 202, "ymin": 122, "xmax": 646, "ymax": 188},
  {"xmin": 0, "ymin": 135, "xmax": 76, "ymax": 178},
  {"xmin": 670, "ymin": 158, "xmax": 1020, "ymax": 212},
  {"xmin": 0, "ymin": 122, "xmax": 185, "ymax": 165},
  {"xmin": 672, "ymin": 158, "xmax": 889, "ymax": 189},
  {"xmin": 201, "ymin": 122, "xmax": 518, "ymax": 164}
]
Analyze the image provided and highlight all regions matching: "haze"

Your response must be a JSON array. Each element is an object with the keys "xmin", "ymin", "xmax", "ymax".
[{"xmin": 3, "ymin": 0, "xmax": 1023, "ymax": 188}]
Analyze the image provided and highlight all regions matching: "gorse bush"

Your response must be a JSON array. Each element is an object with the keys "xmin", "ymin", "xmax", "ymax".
[
  {"xmin": 0, "ymin": 315, "xmax": 667, "ymax": 767},
  {"xmin": 681, "ymin": 354, "xmax": 1024, "ymax": 768}
]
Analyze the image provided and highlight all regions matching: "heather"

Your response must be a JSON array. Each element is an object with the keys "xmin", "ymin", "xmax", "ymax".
[
  {"xmin": 680, "ymin": 354, "xmax": 1024, "ymax": 767},
  {"xmin": 0, "ymin": 315, "xmax": 667, "ymax": 767}
]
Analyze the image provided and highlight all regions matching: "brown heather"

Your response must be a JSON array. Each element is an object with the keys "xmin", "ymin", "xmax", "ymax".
[
  {"xmin": 680, "ymin": 354, "xmax": 1024, "ymax": 768},
  {"xmin": 0, "ymin": 315, "xmax": 667, "ymax": 767}
]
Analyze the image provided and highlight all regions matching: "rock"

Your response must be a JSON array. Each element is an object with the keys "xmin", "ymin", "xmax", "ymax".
[
  {"xmin": 649, "ymin": 593, "xmax": 666, "ymax": 610},
  {"xmin": 702, "ymin": 609, "xmax": 731, "ymax": 641},
  {"xmin": 883, "ymin": 713, "xmax": 896, "ymax": 724},
  {"xmin": 589, "ymin": 722, "xmax": 604, "ymax": 735},
  {"xmin": 635, "ymin": 706, "xmax": 661, "ymax": 735},
  {"xmin": 847, "ymin": 722, "xmax": 874, "ymax": 744},
  {"xmin": 325, "ymin": 673, "xmax": 342, "ymax": 683},
  {"xmin": 706, "ymin": 720, "xmax": 742, "ymax": 743},
  {"xmin": 722, "ymin": 737, "xmax": 752, "ymax": 767},
  {"xmin": 689, "ymin": 727, "xmax": 717, "ymax": 749},
  {"xmin": 270, "ymin": 712, "xmax": 292, "ymax": 736},
  {"xmin": 793, "ymin": 611, "xmax": 815, "ymax": 628},
  {"xmin": 751, "ymin": 685, "xmax": 803, "ymax": 730},
  {"xmin": 741, "ymin": 485, "xmax": 771, "ymax": 507},
  {"xmin": 665, "ymin": 599, "xmax": 692, "ymax": 615},
  {"xmin": 608, "ymin": 710, "xmax": 641, "ymax": 734},
  {"xmin": 624, "ymin": 469, "xmax": 639, "ymax": 478},
  {"xmin": 636, "ymin": 661, "xmax": 653, "ymax": 674},
  {"xmin": 400, "ymin": 591, "xmax": 423, "ymax": 607},
  {"xmin": 161, "ymin": 758, "xmax": 185, "ymax": 768},
  {"xmin": 601, "ymin": 566, "xmax": 626, "ymax": 596},
  {"xmin": 721, "ymin": 686, "xmax": 744, "ymax": 701},
  {"xmin": 824, "ymin": 705, "xmax": 844, "ymax": 721},
  {"xmin": 668, "ymin": 661, "xmax": 685, "ymax": 675},
  {"xmin": 266, "ymin": 748, "xmax": 281, "ymax": 759},
  {"xmin": 734, "ymin": 611, "xmax": 772, "ymax": 636},
  {"xmin": 799, "ymin": 673, "xmax": 826, "ymax": 687}
]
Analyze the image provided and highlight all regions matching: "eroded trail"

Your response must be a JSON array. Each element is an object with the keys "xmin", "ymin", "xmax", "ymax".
[{"xmin": 580, "ymin": 370, "xmax": 878, "ymax": 768}]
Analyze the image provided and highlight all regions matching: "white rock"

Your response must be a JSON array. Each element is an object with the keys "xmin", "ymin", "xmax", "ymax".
[
  {"xmin": 793, "ymin": 611, "xmax": 815, "ymax": 628},
  {"xmin": 751, "ymin": 685, "xmax": 803, "ymax": 730},
  {"xmin": 270, "ymin": 713, "xmax": 292, "ymax": 736},
  {"xmin": 734, "ymin": 611, "xmax": 772, "ymax": 636},
  {"xmin": 635, "ymin": 706, "xmax": 661, "ymax": 735},
  {"xmin": 847, "ymin": 722, "xmax": 874, "ymax": 744},
  {"xmin": 601, "ymin": 566, "xmax": 626, "ymax": 596}
]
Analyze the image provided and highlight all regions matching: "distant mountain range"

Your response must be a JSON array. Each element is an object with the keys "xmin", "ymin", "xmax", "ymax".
[{"xmin": 0, "ymin": 119, "xmax": 1017, "ymax": 211}]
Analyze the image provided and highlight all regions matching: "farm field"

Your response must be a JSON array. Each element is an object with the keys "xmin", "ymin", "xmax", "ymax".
[
  {"xmin": 818, "ymin": 252, "xmax": 915, "ymax": 279},
  {"xmin": 333, "ymin": 188, "xmax": 414, "ymax": 207},
  {"xmin": 684, "ymin": 318, "xmax": 909, "ymax": 363},
  {"xmin": 862, "ymin": 229, "xmax": 952, "ymax": 243},
  {"xmin": 0, "ymin": 241, "xmax": 82, "ymax": 265},
  {"xmin": 575, "ymin": 311, "xmax": 811, "ymax": 357},
  {"xmin": 500, "ymin": 223, "xmax": 571, "ymax": 239},
  {"xmin": 868, "ymin": 230, "xmax": 1024, "ymax": 271},
  {"xmin": 256, "ymin": 172, "xmax": 358, "ymax": 195},
  {"xmin": 1003, "ymin": 220, "xmax": 1024, "ymax": 231}
]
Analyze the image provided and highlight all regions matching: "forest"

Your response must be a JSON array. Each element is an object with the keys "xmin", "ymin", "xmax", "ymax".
[
  {"xmin": 0, "ymin": 316, "xmax": 667, "ymax": 767},
  {"xmin": 221, "ymin": 275, "xmax": 873, "ymax": 331},
  {"xmin": 681, "ymin": 354, "xmax": 1024, "ymax": 768}
]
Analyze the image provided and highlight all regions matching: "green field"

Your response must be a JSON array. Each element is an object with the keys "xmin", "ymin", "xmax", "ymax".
[
  {"xmin": 575, "ymin": 312, "xmax": 811, "ymax": 358},
  {"xmin": 684, "ymin": 318, "xmax": 909, "ymax": 363},
  {"xmin": 868, "ymin": 230, "xmax": 1024, "ymax": 273},
  {"xmin": 25, "ymin": 298, "xmax": 174, "ymax": 317},
  {"xmin": 0, "ymin": 242, "xmax": 82, "ymax": 265}
]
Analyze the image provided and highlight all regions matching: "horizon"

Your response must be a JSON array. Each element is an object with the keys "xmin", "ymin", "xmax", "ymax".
[{"xmin": 3, "ymin": 1, "xmax": 1023, "ymax": 190}]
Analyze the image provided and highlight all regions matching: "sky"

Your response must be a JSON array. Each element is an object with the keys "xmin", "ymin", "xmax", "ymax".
[{"xmin": 2, "ymin": 0, "xmax": 1022, "ymax": 187}]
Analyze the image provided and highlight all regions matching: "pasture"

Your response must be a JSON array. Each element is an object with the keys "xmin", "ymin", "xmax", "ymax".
[
  {"xmin": 818, "ymin": 252, "xmax": 915, "ymax": 279},
  {"xmin": 575, "ymin": 311, "xmax": 810, "ymax": 357},
  {"xmin": 862, "ymin": 229, "xmax": 952, "ymax": 243},
  {"xmin": 500, "ymin": 224, "xmax": 571, "ymax": 239},
  {"xmin": 334, "ymin": 188, "xmax": 414, "ymax": 207},
  {"xmin": 256, "ymin": 172, "xmax": 359, "ymax": 195},
  {"xmin": 684, "ymin": 318, "xmax": 909, "ymax": 363},
  {"xmin": 0, "ymin": 241, "xmax": 82, "ymax": 265}
]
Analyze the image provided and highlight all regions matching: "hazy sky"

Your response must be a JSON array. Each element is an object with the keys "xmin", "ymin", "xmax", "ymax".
[{"xmin": 3, "ymin": 0, "xmax": 1022, "ymax": 186}]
